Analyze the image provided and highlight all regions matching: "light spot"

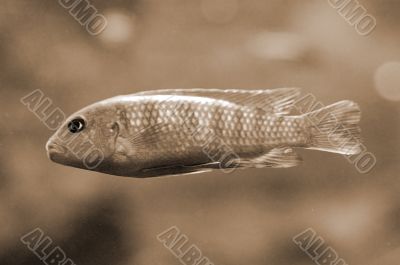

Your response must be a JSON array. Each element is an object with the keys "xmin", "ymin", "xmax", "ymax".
[
  {"xmin": 100, "ymin": 10, "xmax": 135, "ymax": 45},
  {"xmin": 374, "ymin": 61, "xmax": 400, "ymax": 101}
]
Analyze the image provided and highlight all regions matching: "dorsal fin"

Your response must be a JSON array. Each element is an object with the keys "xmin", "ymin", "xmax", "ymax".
[{"xmin": 134, "ymin": 88, "xmax": 301, "ymax": 115}]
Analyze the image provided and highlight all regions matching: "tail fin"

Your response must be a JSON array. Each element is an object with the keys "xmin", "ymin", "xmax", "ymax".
[{"xmin": 304, "ymin": 100, "xmax": 362, "ymax": 155}]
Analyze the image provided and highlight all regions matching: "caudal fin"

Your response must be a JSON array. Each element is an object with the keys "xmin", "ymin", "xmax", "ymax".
[{"xmin": 304, "ymin": 100, "xmax": 362, "ymax": 155}]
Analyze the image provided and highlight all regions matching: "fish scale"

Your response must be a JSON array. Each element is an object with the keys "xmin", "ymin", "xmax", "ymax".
[{"xmin": 119, "ymin": 96, "xmax": 308, "ymax": 158}]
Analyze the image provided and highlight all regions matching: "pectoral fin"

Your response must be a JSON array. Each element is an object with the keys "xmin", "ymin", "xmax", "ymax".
[{"xmin": 139, "ymin": 164, "xmax": 216, "ymax": 178}]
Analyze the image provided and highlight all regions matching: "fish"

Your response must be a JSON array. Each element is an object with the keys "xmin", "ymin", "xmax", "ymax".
[{"xmin": 45, "ymin": 88, "xmax": 362, "ymax": 178}]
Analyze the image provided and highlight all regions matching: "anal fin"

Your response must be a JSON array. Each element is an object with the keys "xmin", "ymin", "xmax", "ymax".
[
  {"xmin": 231, "ymin": 148, "xmax": 302, "ymax": 168},
  {"xmin": 137, "ymin": 149, "xmax": 301, "ymax": 177}
]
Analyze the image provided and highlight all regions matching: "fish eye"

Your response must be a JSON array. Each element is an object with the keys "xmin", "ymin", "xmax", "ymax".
[{"xmin": 68, "ymin": 118, "xmax": 86, "ymax": 133}]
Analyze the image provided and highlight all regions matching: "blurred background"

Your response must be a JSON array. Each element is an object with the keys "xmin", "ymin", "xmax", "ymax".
[{"xmin": 1, "ymin": 0, "xmax": 400, "ymax": 264}]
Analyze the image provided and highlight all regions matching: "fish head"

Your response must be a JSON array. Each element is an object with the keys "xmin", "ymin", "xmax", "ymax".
[{"xmin": 46, "ymin": 101, "xmax": 121, "ymax": 172}]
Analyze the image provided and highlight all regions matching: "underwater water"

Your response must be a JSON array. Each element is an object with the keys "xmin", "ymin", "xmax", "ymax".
[{"xmin": 0, "ymin": 0, "xmax": 399, "ymax": 264}]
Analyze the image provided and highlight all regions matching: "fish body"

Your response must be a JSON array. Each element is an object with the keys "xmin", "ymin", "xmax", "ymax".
[{"xmin": 46, "ymin": 88, "xmax": 361, "ymax": 177}]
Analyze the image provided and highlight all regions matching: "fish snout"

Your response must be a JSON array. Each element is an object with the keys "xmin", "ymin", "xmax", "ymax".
[{"xmin": 46, "ymin": 139, "xmax": 66, "ymax": 160}]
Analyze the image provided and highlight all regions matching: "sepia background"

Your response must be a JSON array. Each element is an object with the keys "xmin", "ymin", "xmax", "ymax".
[{"xmin": 1, "ymin": 0, "xmax": 400, "ymax": 264}]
